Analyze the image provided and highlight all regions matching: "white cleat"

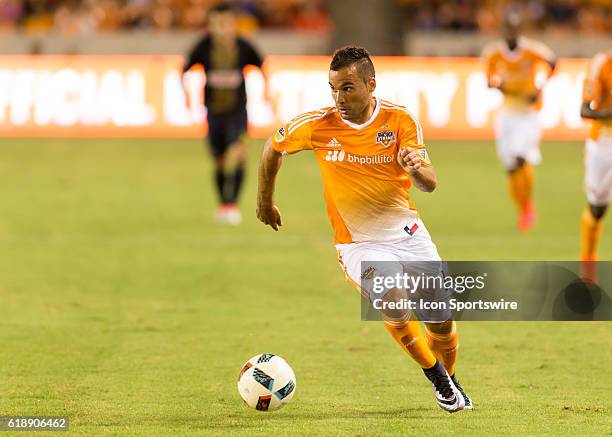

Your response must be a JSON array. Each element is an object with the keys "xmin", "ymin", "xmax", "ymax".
[
  {"xmin": 215, "ymin": 204, "xmax": 241, "ymax": 226},
  {"xmin": 451, "ymin": 374, "xmax": 473, "ymax": 410},
  {"xmin": 225, "ymin": 205, "xmax": 242, "ymax": 225},
  {"xmin": 215, "ymin": 205, "xmax": 230, "ymax": 224},
  {"xmin": 423, "ymin": 361, "xmax": 465, "ymax": 413}
]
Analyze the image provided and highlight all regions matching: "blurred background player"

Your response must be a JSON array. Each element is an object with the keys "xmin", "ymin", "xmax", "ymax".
[
  {"xmin": 257, "ymin": 47, "xmax": 471, "ymax": 413},
  {"xmin": 183, "ymin": 2, "xmax": 268, "ymax": 225},
  {"xmin": 482, "ymin": 14, "xmax": 556, "ymax": 232},
  {"xmin": 580, "ymin": 49, "xmax": 612, "ymax": 282}
]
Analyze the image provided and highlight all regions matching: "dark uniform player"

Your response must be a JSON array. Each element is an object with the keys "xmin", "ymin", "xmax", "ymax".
[{"xmin": 183, "ymin": 2, "xmax": 266, "ymax": 225}]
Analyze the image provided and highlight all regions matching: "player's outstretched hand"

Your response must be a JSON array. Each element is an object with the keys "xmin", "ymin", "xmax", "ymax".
[
  {"xmin": 256, "ymin": 203, "xmax": 283, "ymax": 231},
  {"xmin": 397, "ymin": 148, "xmax": 421, "ymax": 173}
]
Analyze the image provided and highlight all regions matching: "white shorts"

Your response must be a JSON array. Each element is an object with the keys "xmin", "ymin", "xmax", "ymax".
[
  {"xmin": 495, "ymin": 109, "xmax": 542, "ymax": 170},
  {"xmin": 584, "ymin": 137, "xmax": 612, "ymax": 206},
  {"xmin": 336, "ymin": 219, "xmax": 451, "ymax": 322}
]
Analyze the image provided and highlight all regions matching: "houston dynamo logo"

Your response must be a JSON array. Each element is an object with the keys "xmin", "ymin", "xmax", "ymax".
[
  {"xmin": 376, "ymin": 130, "xmax": 396, "ymax": 147},
  {"xmin": 325, "ymin": 149, "xmax": 345, "ymax": 162}
]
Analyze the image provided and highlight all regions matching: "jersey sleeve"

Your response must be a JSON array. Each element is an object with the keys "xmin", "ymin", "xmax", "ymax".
[
  {"xmin": 397, "ymin": 111, "xmax": 431, "ymax": 165},
  {"xmin": 271, "ymin": 115, "xmax": 314, "ymax": 155},
  {"xmin": 481, "ymin": 43, "xmax": 498, "ymax": 86},
  {"xmin": 582, "ymin": 53, "xmax": 605, "ymax": 107},
  {"xmin": 527, "ymin": 40, "xmax": 556, "ymax": 65},
  {"xmin": 183, "ymin": 39, "xmax": 207, "ymax": 72},
  {"xmin": 242, "ymin": 39, "xmax": 264, "ymax": 69}
]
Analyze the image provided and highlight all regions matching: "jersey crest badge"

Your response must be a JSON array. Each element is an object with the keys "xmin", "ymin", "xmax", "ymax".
[{"xmin": 376, "ymin": 130, "xmax": 396, "ymax": 147}]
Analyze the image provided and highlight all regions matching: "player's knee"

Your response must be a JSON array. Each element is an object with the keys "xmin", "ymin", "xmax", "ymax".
[
  {"xmin": 214, "ymin": 156, "xmax": 226, "ymax": 171},
  {"xmin": 235, "ymin": 152, "xmax": 247, "ymax": 166},
  {"xmin": 589, "ymin": 204, "xmax": 608, "ymax": 221},
  {"xmin": 231, "ymin": 143, "xmax": 247, "ymax": 162},
  {"xmin": 508, "ymin": 157, "xmax": 526, "ymax": 173},
  {"xmin": 424, "ymin": 319, "xmax": 454, "ymax": 334},
  {"xmin": 380, "ymin": 287, "xmax": 410, "ymax": 322}
]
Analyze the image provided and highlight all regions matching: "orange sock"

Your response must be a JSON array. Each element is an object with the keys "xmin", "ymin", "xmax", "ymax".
[
  {"xmin": 509, "ymin": 165, "xmax": 533, "ymax": 212},
  {"xmin": 425, "ymin": 322, "xmax": 459, "ymax": 376},
  {"xmin": 522, "ymin": 164, "xmax": 534, "ymax": 206},
  {"xmin": 508, "ymin": 170, "xmax": 524, "ymax": 210},
  {"xmin": 509, "ymin": 168, "xmax": 528, "ymax": 211},
  {"xmin": 581, "ymin": 209, "xmax": 602, "ymax": 260},
  {"xmin": 384, "ymin": 320, "xmax": 437, "ymax": 369}
]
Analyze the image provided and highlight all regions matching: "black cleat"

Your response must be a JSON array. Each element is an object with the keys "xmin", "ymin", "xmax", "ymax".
[
  {"xmin": 423, "ymin": 360, "xmax": 465, "ymax": 413},
  {"xmin": 450, "ymin": 374, "xmax": 473, "ymax": 410}
]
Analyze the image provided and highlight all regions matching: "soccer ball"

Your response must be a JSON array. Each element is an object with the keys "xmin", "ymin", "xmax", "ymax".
[{"xmin": 237, "ymin": 353, "xmax": 296, "ymax": 411}]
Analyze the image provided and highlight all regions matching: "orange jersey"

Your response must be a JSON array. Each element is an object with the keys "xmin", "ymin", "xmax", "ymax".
[
  {"xmin": 271, "ymin": 98, "xmax": 430, "ymax": 244},
  {"xmin": 483, "ymin": 37, "xmax": 555, "ymax": 111},
  {"xmin": 582, "ymin": 50, "xmax": 612, "ymax": 141}
]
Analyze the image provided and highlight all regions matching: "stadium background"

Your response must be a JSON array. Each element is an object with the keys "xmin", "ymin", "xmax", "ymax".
[{"xmin": 0, "ymin": 0, "xmax": 610, "ymax": 435}]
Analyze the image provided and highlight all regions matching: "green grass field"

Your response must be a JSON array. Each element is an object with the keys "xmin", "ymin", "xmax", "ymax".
[{"xmin": 0, "ymin": 138, "xmax": 610, "ymax": 436}]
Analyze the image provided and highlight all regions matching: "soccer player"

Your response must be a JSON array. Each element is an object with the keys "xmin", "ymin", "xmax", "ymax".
[
  {"xmin": 579, "ymin": 49, "xmax": 612, "ymax": 281},
  {"xmin": 183, "ymin": 2, "xmax": 267, "ymax": 225},
  {"xmin": 256, "ymin": 46, "xmax": 472, "ymax": 413},
  {"xmin": 482, "ymin": 15, "xmax": 557, "ymax": 232}
]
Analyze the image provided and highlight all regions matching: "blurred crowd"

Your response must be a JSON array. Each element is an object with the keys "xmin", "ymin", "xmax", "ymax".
[
  {"xmin": 0, "ymin": 0, "xmax": 609, "ymax": 36},
  {"xmin": 405, "ymin": 0, "xmax": 611, "ymax": 35},
  {"xmin": 0, "ymin": 0, "xmax": 330, "ymax": 34}
]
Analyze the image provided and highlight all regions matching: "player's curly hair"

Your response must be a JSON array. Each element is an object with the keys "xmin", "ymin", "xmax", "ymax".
[{"xmin": 330, "ymin": 46, "xmax": 375, "ymax": 81}]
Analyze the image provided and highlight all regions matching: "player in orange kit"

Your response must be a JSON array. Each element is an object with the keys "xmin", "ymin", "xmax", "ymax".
[
  {"xmin": 579, "ymin": 49, "xmax": 612, "ymax": 281},
  {"xmin": 256, "ymin": 46, "xmax": 471, "ymax": 413},
  {"xmin": 482, "ymin": 15, "xmax": 556, "ymax": 232}
]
